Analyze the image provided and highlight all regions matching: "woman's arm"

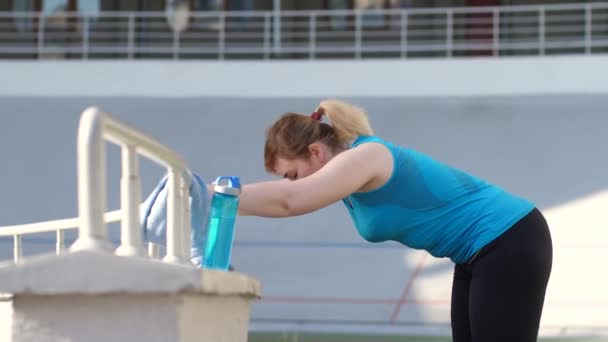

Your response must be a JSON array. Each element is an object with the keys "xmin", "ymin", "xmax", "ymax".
[{"xmin": 237, "ymin": 142, "xmax": 392, "ymax": 217}]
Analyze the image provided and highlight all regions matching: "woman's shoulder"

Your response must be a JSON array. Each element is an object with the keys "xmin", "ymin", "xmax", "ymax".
[
  {"xmin": 352, "ymin": 135, "xmax": 405, "ymax": 154},
  {"xmin": 352, "ymin": 135, "xmax": 389, "ymax": 147}
]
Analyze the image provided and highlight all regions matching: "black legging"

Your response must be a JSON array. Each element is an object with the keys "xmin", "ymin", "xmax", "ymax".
[{"xmin": 451, "ymin": 208, "xmax": 553, "ymax": 342}]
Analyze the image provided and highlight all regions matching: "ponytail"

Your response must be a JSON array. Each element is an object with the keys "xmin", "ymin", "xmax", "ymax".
[{"xmin": 316, "ymin": 99, "xmax": 374, "ymax": 145}]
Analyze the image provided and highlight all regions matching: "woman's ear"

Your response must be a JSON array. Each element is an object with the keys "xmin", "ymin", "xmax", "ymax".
[{"xmin": 308, "ymin": 142, "xmax": 325, "ymax": 162}]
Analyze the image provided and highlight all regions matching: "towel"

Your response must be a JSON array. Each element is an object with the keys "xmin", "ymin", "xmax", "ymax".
[{"xmin": 140, "ymin": 172, "xmax": 209, "ymax": 267}]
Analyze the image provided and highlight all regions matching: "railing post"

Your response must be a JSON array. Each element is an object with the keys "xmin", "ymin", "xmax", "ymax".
[
  {"xmin": 14, "ymin": 235, "xmax": 22, "ymax": 262},
  {"xmin": 400, "ymin": 11, "xmax": 408, "ymax": 59},
  {"xmin": 37, "ymin": 12, "xmax": 45, "ymax": 59},
  {"xmin": 71, "ymin": 108, "xmax": 113, "ymax": 253},
  {"xmin": 82, "ymin": 15, "xmax": 89, "ymax": 59},
  {"xmin": 163, "ymin": 168, "xmax": 188, "ymax": 265},
  {"xmin": 263, "ymin": 13, "xmax": 270, "ymax": 59},
  {"xmin": 273, "ymin": 0, "xmax": 281, "ymax": 55},
  {"xmin": 180, "ymin": 177, "xmax": 191, "ymax": 262},
  {"xmin": 493, "ymin": 8, "xmax": 500, "ymax": 57},
  {"xmin": 148, "ymin": 242, "xmax": 160, "ymax": 258},
  {"xmin": 309, "ymin": 13, "xmax": 316, "ymax": 59},
  {"xmin": 173, "ymin": 24, "xmax": 180, "ymax": 60},
  {"xmin": 115, "ymin": 145, "xmax": 146, "ymax": 257},
  {"xmin": 218, "ymin": 12, "xmax": 225, "ymax": 60},
  {"xmin": 56, "ymin": 230, "xmax": 65, "ymax": 253},
  {"xmin": 446, "ymin": 9, "xmax": 453, "ymax": 58},
  {"xmin": 585, "ymin": 4, "xmax": 592, "ymax": 54},
  {"xmin": 128, "ymin": 13, "xmax": 135, "ymax": 59},
  {"xmin": 539, "ymin": 7, "xmax": 545, "ymax": 55},
  {"xmin": 355, "ymin": 10, "xmax": 362, "ymax": 59}
]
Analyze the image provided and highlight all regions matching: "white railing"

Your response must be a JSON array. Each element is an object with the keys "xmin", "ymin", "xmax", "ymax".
[
  {"xmin": 0, "ymin": 2, "xmax": 607, "ymax": 60},
  {"xmin": 0, "ymin": 107, "xmax": 192, "ymax": 265},
  {"xmin": 0, "ymin": 209, "xmax": 161, "ymax": 262}
]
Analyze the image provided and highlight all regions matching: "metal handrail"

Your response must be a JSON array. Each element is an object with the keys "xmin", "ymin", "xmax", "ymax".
[
  {"xmin": 0, "ymin": 2, "xmax": 606, "ymax": 60},
  {"xmin": 0, "ymin": 107, "xmax": 192, "ymax": 265},
  {"xmin": 0, "ymin": 209, "xmax": 162, "ymax": 262}
]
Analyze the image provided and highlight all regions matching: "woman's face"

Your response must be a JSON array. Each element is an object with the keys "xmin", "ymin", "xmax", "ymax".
[{"xmin": 273, "ymin": 142, "xmax": 332, "ymax": 181}]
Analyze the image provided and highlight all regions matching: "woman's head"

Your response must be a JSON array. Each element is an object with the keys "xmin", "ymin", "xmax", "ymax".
[{"xmin": 264, "ymin": 99, "xmax": 373, "ymax": 180}]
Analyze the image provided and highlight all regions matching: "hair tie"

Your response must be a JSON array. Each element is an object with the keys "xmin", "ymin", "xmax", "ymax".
[{"xmin": 310, "ymin": 111, "xmax": 323, "ymax": 121}]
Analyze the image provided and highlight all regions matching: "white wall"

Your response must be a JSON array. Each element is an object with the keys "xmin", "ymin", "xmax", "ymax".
[
  {"xmin": 0, "ymin": 55, "xmax": 607, "ymax": 98},
  {"xmin": 1, "ymin": 56, "xmax": 607, "ymax": 336}
]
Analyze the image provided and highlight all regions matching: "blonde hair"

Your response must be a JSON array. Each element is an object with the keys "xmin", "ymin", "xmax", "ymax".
[
  {"xmin": 263, "ymin": 99, "xmax": 374, "ymax": 172},
  {"xmin": 316, "ymin": 99, "xmax": 373, "ymax": 144}
]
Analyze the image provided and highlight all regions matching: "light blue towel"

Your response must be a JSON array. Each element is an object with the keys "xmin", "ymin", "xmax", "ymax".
[{"xmin": 140, "ymin": 173, "xmax": 209, "ymax": 267}]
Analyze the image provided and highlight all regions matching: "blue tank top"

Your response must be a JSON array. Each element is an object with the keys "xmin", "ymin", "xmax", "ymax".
[{"xmin": 343, "ymin": 136, "xmax": 534, "ymax": 264}]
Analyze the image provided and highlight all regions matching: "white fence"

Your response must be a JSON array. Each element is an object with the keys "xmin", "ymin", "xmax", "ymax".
[
  {"xmin": 0, "ymin": 2, "xmax": 607, "ymax": 60},
  {"xmin": 0, "ymin": 107, "xmax": 194, "ymax": 265}
]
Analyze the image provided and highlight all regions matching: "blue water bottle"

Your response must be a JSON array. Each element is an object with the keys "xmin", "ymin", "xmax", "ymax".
[{"xmin": 203, "ymin": 176, "xmax": 241, "ymax": 271}]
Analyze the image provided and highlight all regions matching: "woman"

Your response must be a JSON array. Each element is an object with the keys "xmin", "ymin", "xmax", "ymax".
[{"xmin": 235, "ymin": 99, "xmax": 552, "ymax": 342}]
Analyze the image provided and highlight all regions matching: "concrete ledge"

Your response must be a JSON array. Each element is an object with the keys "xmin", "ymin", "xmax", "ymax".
[{"xmin": 0, "ymin": 250, "xmax": 261, "ymax": 298}]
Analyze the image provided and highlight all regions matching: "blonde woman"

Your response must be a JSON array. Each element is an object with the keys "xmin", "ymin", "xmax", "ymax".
[{"xmin": 234, "ymin": 99, "xmax": 552, "ymax": 342}]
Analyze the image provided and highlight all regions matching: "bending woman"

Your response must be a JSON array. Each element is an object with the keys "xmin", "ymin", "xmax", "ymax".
[{"xmin": 234, "ymin": 99, "xmax": 552, "ymax": 342}]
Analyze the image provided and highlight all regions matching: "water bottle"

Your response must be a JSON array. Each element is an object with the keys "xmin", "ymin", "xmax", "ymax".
[{"xmin": 203, "ymin": 176, "xmax": 241, "ymax": 271}]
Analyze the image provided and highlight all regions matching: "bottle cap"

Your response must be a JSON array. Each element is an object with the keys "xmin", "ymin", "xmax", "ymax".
[{"xmin": 212, "ymin": 176, "xmax": 241, "ymax": 196}]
